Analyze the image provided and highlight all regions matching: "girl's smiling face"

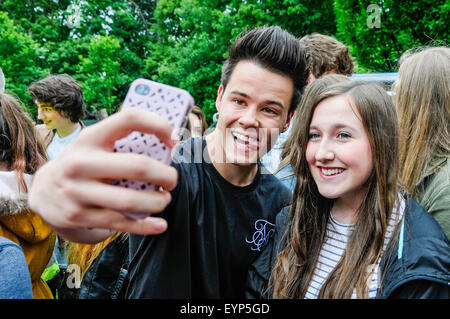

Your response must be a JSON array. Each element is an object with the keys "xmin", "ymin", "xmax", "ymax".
[{"xmin": 306, "ymin": 95, "xmax": 373, "ymax": 204}]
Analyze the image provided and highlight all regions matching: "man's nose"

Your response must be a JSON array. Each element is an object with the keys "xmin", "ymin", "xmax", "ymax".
[
  {"xmin": 238, "ymin": 106, "xmax": 258, "ymax": 128},
  {"xmin": 37, "ymin": 108, "xmax": 44, "ymax": 119}
]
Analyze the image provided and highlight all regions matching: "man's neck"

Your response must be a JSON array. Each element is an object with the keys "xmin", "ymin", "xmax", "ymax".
[
  {"xmin": 205, "ymin": 133, "xmax": 258, "ymax": 187},
  {"xmin": 56, "ymin": 121, "xmax": 80, "ymax": 138}
]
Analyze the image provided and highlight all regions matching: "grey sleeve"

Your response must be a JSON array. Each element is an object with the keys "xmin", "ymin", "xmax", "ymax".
[{"xmin": 0, "ymin": 240, "xmax": 33, "ymax": 299}]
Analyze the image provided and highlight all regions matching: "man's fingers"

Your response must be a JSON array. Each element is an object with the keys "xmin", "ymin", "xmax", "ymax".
[
  {"xmin": 60, "ymin": 179, "xmax": 172, "ymax": 216},
  {"xmin": 64, "ymin": 151, "xmax": 178, "ymax": 191},
  {"xmin": 109, "ymin": 215, "xmax": 168, "ymax": 235},
  {"xmin": 78, "ymin": 108, "xmax": 176, "ymax": 150},
  {"xmin": 65, "ymin": 207, "xmax": 168, "ymax": 235}
]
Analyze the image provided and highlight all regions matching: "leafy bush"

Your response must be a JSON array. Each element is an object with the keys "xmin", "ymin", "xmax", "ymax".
[{"xmin": 335, "ymin": 0, "xmax": 449, "ymax": 72}]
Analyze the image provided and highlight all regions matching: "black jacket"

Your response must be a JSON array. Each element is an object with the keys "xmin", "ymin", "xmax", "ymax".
[
  {"xmin": 77, "ymin": 233, "xmax": 129, "ymax": 299},
  {"xmin": 246, "ymin": 196, "xmax": 450, "ymax": 299}
]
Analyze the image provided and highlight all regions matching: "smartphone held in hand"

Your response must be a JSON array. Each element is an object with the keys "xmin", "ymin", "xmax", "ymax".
[{"xmin": 111, "ymin": 78, "xmax": 194, "ymax": 219}]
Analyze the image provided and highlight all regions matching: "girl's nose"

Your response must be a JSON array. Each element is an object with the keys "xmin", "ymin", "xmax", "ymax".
[{"xmin": 315, "ymin": 140, "xmax": 335, "ymax": 162}]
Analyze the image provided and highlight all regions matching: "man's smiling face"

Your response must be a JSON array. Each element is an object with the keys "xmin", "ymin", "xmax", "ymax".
[{"xmin": 214, "ymin": 60, "xmax": 294, "ymax": 165}]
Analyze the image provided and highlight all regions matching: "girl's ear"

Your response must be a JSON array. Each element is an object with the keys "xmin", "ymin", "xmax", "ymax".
[
  {"xmin": 282, "ymin": 110, "xmax": 295, "ymax": 133},
  {"xmin": 215, "ymin": 85, "xmax": 224, "ymax": 113}
]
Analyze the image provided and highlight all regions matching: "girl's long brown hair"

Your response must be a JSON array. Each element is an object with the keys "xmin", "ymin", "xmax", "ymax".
[
  {"xmin": 270, "ymin": 81, "xmax": 400, "ymax": 298},
  {"xmin": 395, "ymin": 46, "xmax": 450, "ymax": 196},
  {"xmin": 0, "ymin": 93, "xmax": 47, "ymax": 192}
]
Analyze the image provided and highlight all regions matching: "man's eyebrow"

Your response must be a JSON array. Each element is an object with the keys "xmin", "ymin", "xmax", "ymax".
[
  {"xmin": 229, "ymin": 90, "xmax": 285, "ymax": 109},
  {"xmin": 229, "ymin": 90, "xmax": 249, "ymax": 98},
  {"xmin": 37, "ymin": 103, "xmax": 53, "ymax": 108}
]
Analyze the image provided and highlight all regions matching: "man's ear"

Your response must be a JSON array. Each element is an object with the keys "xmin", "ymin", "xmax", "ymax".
[
  {"xmin": 282, "ymin": 110, "xmax": 295, "ymax": 133},
  {"xmin": 215, "ymin": 85, "xmax": 224, "ymax": 112},
  {"xmin": 307, "ymin": 70, "xmax": 316, "ymax": 84}
]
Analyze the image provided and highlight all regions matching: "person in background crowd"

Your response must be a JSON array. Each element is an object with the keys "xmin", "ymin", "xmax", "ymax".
[
  {"xmin": 0, "ymin": 236, "xmax": 33, "ymax": 299},
  {"xmin": 0, "ymin": 68, "xmax": 33, "ymax": 299},
  {"xmin": 63, "ymin": 233, "xmax": 129, "ymax": 299},
  {"xmin": 27, "ymin": 74, "xmax": 86, "ymax": 297},
  {"xmin": 28, "ymin": 74, "xmax": 86, "ymax": 160},
  {"xmin": 186, "ymin": 105, "xmax": 209, "ymax": 138},
  {"xmin": 261, "ymin": 32, "xmax": 354, "ymax": 179},
  {"xmin": 394, "ymin": 46, "xmax": 450, "ymax": 239},
  {"xmin": 246, "ymin": 80, "xmax": 450, "ymax": 299},
  {"xmin": 28, "ymin": 74, "xmax": 86, "ymax": 159},
  {"xmin": 300, "ymin": 33, "xmax": 355, "ymax": 84},
  {"xmin": 0, "ymin": 92, "xmax": 55, "ymax": 298}
]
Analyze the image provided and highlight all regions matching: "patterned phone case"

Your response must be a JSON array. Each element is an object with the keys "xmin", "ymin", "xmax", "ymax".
[{"xmin": 111, "ymin": 78, "xmax": 194, "ymax": 219}]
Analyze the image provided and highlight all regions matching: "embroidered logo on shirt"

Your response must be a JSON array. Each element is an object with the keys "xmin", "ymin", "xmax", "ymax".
[{"xmin": 246, "ymin": 219, "xmax": 275, "ymax": 251}]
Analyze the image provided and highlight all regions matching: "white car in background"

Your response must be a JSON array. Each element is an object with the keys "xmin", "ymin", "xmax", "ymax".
[{"xmin": 351, "ymin": 72, "xmax": 398, "ymax": 95}]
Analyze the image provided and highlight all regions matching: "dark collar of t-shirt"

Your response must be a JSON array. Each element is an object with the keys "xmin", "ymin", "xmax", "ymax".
[
  {"xmin": 173, "ymin": 136, "xmax": 265, "ymax": 193},
  {"xmin": 199, "ymin": 137, "xmax": 262, "ymax": 194}
]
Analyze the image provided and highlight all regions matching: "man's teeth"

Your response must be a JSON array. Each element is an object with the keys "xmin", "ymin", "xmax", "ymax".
[
  {"xmin": 321, "ymin": 168, "xmax": 344, "ymax": 176},
  {"xmin": 233, "ymin": 132, "xmax": 257, "ymax": 143}
]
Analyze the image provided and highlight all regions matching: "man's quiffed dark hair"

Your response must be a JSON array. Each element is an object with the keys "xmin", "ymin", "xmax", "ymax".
[
  {"xmin": 28, "ymin": 74, "xmax": 85, "ymax": 123},
  {"xmin": 221, "ymin": 26, "xmax": 308, "ymax": 114}
]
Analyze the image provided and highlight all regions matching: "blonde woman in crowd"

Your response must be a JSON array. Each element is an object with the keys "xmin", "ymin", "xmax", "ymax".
[{"xmin": 394, "ymin": 46, "xmax": 450, "ymax": 239}]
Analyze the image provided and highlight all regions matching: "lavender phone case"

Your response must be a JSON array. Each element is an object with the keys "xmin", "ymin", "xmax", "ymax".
[{"xmin": 111, "ymin": 78, "xmax": 194, "ymax": 219}]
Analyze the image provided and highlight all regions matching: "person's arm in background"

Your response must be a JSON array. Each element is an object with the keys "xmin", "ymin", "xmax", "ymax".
[
  {"xmin": 425, "ymin": 183, "xmax": 450, "ymax": 240},
  {"xmin": 28, "ymin": 108, "xmax": 178, "ymax": 244},
  {"xmin": 0, "ymin": 237, "xmax": 33, "ymax": 299}
]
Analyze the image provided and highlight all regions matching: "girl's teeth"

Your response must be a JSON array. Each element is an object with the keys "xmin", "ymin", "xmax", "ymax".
[{"xmin": 322, "ymin": 168, "xmax": 344, "ymax": 176}]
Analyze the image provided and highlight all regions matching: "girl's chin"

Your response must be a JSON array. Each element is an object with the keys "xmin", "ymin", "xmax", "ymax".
[{"xmin": 316, "ymin": 188, "xmax": 341, "ymax": 199}]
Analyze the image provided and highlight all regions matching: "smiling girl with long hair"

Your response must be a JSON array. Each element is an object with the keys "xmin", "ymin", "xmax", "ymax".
[{"xmin": 246, "ymin": 80, "xmax": 450, "ymax": 299}]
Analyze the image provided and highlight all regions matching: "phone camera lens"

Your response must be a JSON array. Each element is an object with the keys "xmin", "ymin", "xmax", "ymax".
[{"xmin": 135, "ymin": 84, "xmax": 150, "ymax": 96}]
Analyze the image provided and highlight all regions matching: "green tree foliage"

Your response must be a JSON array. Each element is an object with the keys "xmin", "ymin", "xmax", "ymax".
[
  {"xmin": 1, "ymin": 0, "xmax": 156, "ymax": 118},
  {"xmin": 1, "ymin": 0, "xmax": 72, "ymax": 43},
  {"xmin": 77, "ymin": 35, "xmax": 130, "ymax": 115},
  {"xmin": 145, "ymin": 0, "xmax": 336, "ymax": 123},
  {"xmin": 1, "ymin": 0, "xmax": 336, "ymax": 123},
  {"xmin": 335, "ymin": 0, "xmax": 449, "ymax": 72},
  {"xmin": 0, "ymin": 11, "xmax": 48, "ymax": 118}
]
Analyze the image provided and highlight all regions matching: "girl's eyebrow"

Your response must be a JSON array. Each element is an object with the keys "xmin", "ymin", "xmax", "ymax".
[{"xmin": 309, "ymin": 123, "xmax": 356, "ymax": 131}]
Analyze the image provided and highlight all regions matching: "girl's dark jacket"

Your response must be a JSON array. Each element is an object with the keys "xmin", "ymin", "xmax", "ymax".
[{"xmin": 245, "ymin": 196, "xmax": 450, "ymax": 299}]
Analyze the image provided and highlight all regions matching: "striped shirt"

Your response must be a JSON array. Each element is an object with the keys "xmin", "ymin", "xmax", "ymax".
[{"xmin": 305, "ymin": 199, "xmax": 404, "ymax": 299}]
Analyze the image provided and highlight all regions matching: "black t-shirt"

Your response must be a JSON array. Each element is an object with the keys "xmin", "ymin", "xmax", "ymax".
[{"xmin": 125, "ymin": 137, "xmax": 291, "ymax": 298}]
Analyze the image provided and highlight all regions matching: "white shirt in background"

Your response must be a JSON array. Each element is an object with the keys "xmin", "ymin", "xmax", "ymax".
[{"xmin": 46, "ymin": 124, "xmax": 82, "ymax": 160}]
